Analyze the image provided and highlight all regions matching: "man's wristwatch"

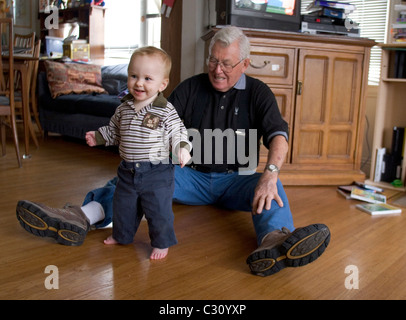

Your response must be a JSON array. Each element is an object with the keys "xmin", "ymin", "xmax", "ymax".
[{"xmin": 265, "ymin": 164, "xmax": 280, "ymax": 174}]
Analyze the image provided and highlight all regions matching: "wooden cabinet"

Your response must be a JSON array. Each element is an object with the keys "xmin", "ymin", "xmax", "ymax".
[
  {"xmin": 247, "ymin": 45, "xmax": 296, "ymax": 163},
  {"xmin": 38, "ymin": 5, "xmax": 106, "ymax": 64},
  {"xmin": 365, "ymin": 43, "xmax": 406, "ymax": 191},
  {"xmin": 293, "ymin": 49, "xmax": 363, "ymax": 167},
  {"xmin": 204, "ymin": 28, "xmax": 376, "ymax": 185}
]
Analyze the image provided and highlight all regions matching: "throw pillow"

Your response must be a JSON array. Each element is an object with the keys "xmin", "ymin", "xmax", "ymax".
[{"xmin": 45, "ymin": 61, "xmax": 107, "ymax": 98}]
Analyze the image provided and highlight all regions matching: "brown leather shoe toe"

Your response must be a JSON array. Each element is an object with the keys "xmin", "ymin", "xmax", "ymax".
[
  {"xmin": 16, "ymin": 200, "xmax": 90, "ymax": 246},
  {"xmin": 247, "ymin": 223, "xmax": 330, "ymax": 276}
]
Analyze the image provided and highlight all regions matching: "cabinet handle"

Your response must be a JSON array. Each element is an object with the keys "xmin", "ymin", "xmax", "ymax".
[
  {"xmin": 250, "ymin": 60, "xmax": 270, "ymax": 69},
  {"xmin": 297, "ymin": 81, "xmax": 303, "ymax": 95}
]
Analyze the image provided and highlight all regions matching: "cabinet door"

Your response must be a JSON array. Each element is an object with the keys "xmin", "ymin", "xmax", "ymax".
[
  {"xmin": 257, "ymin": 88, "xmax": 293, "ymax": 166},
  {"xmin": 292, "ymin": 49, "xmax": 363, "ymax": 166},
  {"xmin": 273, "ymin": 88, "xmax": 293, "ymax": 163}
]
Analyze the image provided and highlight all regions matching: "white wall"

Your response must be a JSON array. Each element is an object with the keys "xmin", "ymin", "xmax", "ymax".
[
  {"xmin": 14, "ymin": 0, "xmax": 40, "ymax": 36},
  {"xmin": 180, "ymin": 0, "xmax": 216, "ymax": 80}
]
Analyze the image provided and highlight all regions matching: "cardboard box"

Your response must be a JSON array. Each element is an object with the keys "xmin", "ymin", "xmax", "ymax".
[
  {"xmin": 49, "ymin": 23, "xmax": 80, "ymax": 39},
  {"xmin": 63, "ymin": 42, "xmax": 90, "ymax": 60}
]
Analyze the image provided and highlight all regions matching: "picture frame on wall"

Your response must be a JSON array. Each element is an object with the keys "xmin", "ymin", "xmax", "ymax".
[
  {"xmin": 14, "ymin": 0, "xmax": 32, "ymax": 28},
  {"xmin": 39, "ymin": 0, "xmax": 49, "ymax": 13}
]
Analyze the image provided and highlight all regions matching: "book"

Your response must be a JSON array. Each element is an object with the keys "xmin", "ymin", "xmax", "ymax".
[
  {"xmin": 391, "ymin": 127, "xmax": 405, "ymax": 158},
  {"xmin": 356, "ymin": 203, "xmax": 402, "ymax": 216},
  {"xmin": 337, "ymin": 183, "xmax": 383, "ymax": 200},
  {"xmin": 353, "ymin": 181, "xmax": 384, "ymax": 193},
  {"xmin": 337, "ymin": 189, "xmax": 352, "ymax": 199},
  {"xmin": 350, "ymin": 188, "xmax": 386, "ymax": 204},
  {"xmin": 306, "ymin": 1, "xmax": 356, "ymax": 13},
  {"xmin": 337, "ymin": 185, "xmax": 362, "ymax": 199},
  {"xmin": 374, "ymin": 147, "xmax": 386, "ymax": 182},
  {"xmin": 307, "ymin": 7, "xmax": 347, "ymax": 20}
]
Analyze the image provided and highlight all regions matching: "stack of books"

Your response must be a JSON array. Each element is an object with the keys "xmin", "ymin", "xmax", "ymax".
[
  {"xmin": 306, "ymin": 0, "xmax": 356, "ymax": 17},
  {"xmin": 374, "ymin": 127, "xmax": 405, "ymax": 185},
  {"xmin": 391, "ymin": 3, "xmax": 406, "ymax": 43},
  {"xmin": 337, "ymin": 183, "xmax": 386, "ymax": 203},
  {"xmin": 302, "ymin": 1, "xmax": 360, "ymax": 36},
  {"xmin": 336, "ymin": 182, "xmax": 402, "ymax": 216}
]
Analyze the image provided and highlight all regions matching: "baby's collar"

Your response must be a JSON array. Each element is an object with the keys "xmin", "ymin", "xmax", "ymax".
[{"xmin": 121, "ymin": 92, "xmax": 167, "ymax": 108}]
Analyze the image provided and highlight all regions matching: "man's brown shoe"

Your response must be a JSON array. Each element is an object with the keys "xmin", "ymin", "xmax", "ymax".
[
  {"xmin": 16, "ymin": 200, "xmax": 90, "ymax": 246},
  {"xmin": 246, "ymin": 223, "xmax": 330, "ymax": 276}
]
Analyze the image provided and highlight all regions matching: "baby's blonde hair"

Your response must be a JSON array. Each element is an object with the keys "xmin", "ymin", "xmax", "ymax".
[{"xmin": 129, "ymin": 46, "xmax": 172, "ymax": 79}]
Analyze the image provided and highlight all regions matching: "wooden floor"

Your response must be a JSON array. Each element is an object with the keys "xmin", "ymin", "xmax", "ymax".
[{"xmin": 1, "ymin": 131, "xmax": 406, "ymax": 300}]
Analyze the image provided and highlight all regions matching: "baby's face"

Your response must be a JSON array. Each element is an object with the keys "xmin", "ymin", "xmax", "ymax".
[{"xmin": 127, "ymin": 55, "xmax": 168, "ymax": 103}]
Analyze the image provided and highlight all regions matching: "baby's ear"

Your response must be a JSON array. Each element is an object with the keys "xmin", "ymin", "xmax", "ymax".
[{"xmin": 160, "ymin": 78, "xmax": 169, "ymax": 92}]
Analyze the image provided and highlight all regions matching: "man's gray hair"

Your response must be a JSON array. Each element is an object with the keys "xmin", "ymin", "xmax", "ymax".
[{"xmin": 208, "ymin": 26, "xmax": 251, "ymax": 60}]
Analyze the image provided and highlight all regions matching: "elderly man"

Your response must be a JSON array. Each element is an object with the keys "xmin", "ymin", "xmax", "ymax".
[{"xmin": 16, "ymin": 26, "xmax": 330, "ymax": 277}]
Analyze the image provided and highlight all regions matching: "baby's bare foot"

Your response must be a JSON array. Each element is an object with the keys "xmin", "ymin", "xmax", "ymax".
[
  {"xmin": 150, "ymin": 247, "xmax": 168, "ymax": 260},
  {"xmin": 104, "ymin": 235, "xmax": 118, "ymax": 245}
]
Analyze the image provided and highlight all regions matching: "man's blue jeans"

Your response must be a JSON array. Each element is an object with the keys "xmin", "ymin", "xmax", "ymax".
[{"xmin": 83, "ymin": 166, "xmax": 295, "ymax": 245}]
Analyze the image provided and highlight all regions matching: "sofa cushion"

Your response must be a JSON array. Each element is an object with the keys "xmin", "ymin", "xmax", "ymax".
[
  {"xmin": 101, "ymin": 63, "xmax": 128, "ymax": 95},
  {"xmin": 45, "ymin": 61, "xmax": 107, "ymax": 98},
  {"xmin": 42, "ymin": 93, "xmax": 120, "ymax": 117},
  {"xmin": 38, "ymin": 72, "xmax": 121, "ymax": 117}
]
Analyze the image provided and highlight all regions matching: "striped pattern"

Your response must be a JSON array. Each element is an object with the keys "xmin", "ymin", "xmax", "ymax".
[{"xmin": 98, "ymin": 99, "xmax": 190, "ymax": 162}]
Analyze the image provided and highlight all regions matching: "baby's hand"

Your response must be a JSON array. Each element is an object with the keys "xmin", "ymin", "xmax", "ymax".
[
  {"xmin": 178, "ymin": 148, "xmax": 191, "ymax": 168},
  {"xmin": 85, "ymin": 131, "xmax": 97, "ymax": 147}
]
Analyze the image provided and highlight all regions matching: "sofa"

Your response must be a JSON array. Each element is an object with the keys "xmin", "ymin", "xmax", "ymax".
[{"xmin": 38, "ymin": 61, "xmax": 128, "ymax": 140}]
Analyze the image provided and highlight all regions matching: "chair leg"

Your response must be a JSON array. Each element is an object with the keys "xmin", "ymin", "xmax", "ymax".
[
  {"xmin": 28, "ymin": 118, "xmax": 39, "ymax": 148},
  {"xmin": 9, "ymin": 111, "xmax": 22, "ymax": 168},
  {"xmin": 1, "ymin": 118, "xmax": 6, "ymax": 156},
  {"xmin": 0, "ymin": 115, "xmax": 21, "ymax": 167},
  {"xmin": 31, "ymin": 93, "xmax": 43, "ymax": 136},
  {"xmin": 11, "ymin": 121, "xmax": 22, "ymax": 168}
]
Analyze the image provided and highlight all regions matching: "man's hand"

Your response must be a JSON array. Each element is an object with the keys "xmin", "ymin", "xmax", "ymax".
[
  {"xmin": 252, "ymin": 135, "xmax": 288, "ymax": 214},
  {"xmin": 251, "ymin": 170, "xmax": 284, "ymax": 215}
]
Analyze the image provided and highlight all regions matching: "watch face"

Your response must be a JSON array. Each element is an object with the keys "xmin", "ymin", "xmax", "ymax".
[{"xmin": 268, "ymin": 164, "xmax": 279, "ymax": 172}]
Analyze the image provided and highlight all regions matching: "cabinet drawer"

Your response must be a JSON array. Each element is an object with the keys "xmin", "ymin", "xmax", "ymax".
[{"xmin": 246, "ymin": 46, "xmax": 295, "ymax": 86}]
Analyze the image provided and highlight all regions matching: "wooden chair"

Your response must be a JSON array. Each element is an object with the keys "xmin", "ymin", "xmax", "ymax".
[
  {"xmin": 0, "ymin": 18, "xmax": 22, "ymax": 167},
  {"xmin": 13, "ymin": 32, "xmax": 35, "ymax": 92},
  {"xmin": 13, "ymin": 32, "xmax": 35, "ymax": 54},
  {"xmin": 15, "ymin": 39, "xmax": 43, "ymax": 135},
  {"xmin": 29, "ymin": 39, "xmax": 42, "ymax": 135}
]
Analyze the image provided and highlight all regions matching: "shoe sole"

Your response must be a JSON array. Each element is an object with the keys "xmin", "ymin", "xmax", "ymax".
[
  {"xmin": 246, "ymin": 223, "xmax": 330, "ymax": 277},
  {"xmin": 16, "ymin": 200, "xmax": 87, "ymax": 246}
]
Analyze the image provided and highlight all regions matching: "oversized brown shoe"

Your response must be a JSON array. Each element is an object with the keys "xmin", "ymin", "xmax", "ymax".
[
  {"xmin": 246, "ymin": 223, "xmax": 330, "ymax": 276},
  {"xmin": 16, "ymin": 200, "xmax": 90, "ymax": 246}
]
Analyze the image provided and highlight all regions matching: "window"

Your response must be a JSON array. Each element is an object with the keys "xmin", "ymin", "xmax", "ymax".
[
  {"xmin": 301, "ymin": 0, "xmax": 388, "ymax": 85},
  {"xmin": 104, "ymin": 0, "xmax": 161, "ymax": 65}
]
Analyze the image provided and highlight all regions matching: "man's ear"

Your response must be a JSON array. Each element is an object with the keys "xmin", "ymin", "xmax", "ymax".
[{"xmin": 241, "ymin": 58, "xmax": 250, "ymax": 72}]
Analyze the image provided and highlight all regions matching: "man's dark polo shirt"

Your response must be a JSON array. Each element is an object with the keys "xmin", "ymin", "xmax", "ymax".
[{"xmin": 168, "ymin": 73, "xmax": 288, "ymax": 172}]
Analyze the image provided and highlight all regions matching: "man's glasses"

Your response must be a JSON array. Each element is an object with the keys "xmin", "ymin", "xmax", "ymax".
[{"xmin": 207, "ymin": 57, "xmax": 245, "ymax": 73}]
